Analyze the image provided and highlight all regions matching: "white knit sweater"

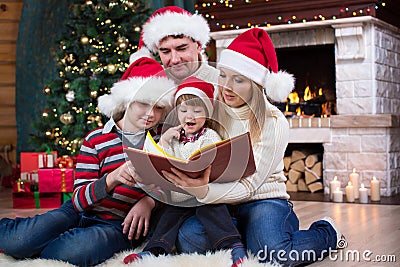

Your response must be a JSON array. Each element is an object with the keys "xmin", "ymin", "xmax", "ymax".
[
  {"xmin": 197, "ymin": 99, "xmax": 290, "ymax": 204},
  {"xmin": 163, "ymin": 128, "xmax": 222, "ymax": 203},
  {"xmin": 169, "ymin": 62, "xmax": 220, "ymax": 98}
]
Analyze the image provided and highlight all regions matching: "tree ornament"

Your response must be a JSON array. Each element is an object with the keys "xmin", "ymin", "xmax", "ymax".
[
  {"xmin": 42, "ymin": 86, "xmax": 51, "ymax": 95},
  {"xmin": 81, "ymin": 35, "xmax": 89, "ymax": 45},
  {"xmin": 60, "ymin": 138, "xmax": 68, "ymax": 148},
  {"xmin": 90, "ymin": 90, "xmax": 98, "ymax": 98},
  {"xmin": 89, "ymin": 54, "xmax": 98, "ymax": 62},
  {"xmin": 42, "ymin": 108, "xmax": 51, "ymax": 118},
  {"xmin": 86, "ymin": 0, "xmax": 93, "ymax": 5},
  {"xmin": 66, "ymin": 90, "xmax": 75, "ymax": 102},
  {"xmin": 60, "ymin": 112, "xmax": 75, "ymax": 125},
  {"xmin": 45, "ymin": 129, "xmax": 55, "ymax": 139},
  {"xmin": 65, "ymin": 53, "xmax": 77, "ymax": 65},
  {"xmin": 63, "ymin": 80, "xmax": 70, "ymax": 91},
  {"xmin": 117, "ymin": 37, "xmax": 129, "ymax": 50},
  {"xmin": 71, "ymin": 137, "xmax": 84, "ymax": 151},
  {"xmin": 87, "ymin": 115, "xmax": 95, "ymax": 124},
  {"xmin": 107, "ymin": 64, "xmax": 117, "ymax": 74}
]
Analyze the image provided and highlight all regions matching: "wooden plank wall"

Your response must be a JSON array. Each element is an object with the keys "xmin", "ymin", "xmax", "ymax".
[{"xmin": 0, "ymin": 0, "xmax": 23, "ymax": 162}]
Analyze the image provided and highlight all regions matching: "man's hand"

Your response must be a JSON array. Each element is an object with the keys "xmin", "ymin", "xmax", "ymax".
[{"xmin": 122, "ymin": 196, "xmax": 155, "ymax": 240}]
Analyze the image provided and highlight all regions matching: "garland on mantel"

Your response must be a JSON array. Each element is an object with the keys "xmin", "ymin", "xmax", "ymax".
[{"xmin": 195, "ymin": 0, "xmax": 387, "ymax": 30}]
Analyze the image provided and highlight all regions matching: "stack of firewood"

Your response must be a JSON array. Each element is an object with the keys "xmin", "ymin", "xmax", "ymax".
[{"xmin": 284, "ymin": 149, "xmax": 323, "ymax": 193}]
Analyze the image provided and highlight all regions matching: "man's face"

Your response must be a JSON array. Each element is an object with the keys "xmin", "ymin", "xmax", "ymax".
[{"xmin": 157, "ymin": 36, "xmax": 202, "ymax": 81}]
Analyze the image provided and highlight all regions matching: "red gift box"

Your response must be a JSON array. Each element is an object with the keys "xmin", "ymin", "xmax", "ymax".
[
  {"xmin": 20, "ymin": 152, "xmax": 58, "ymax": 172},
  {"xmin": 38, "ymin": 168, "xmax": 74, "ymax": 193},
  {"xmin": 12, "ymin": 180, "xmax": 32, "ymax": 193},
  {"xmin": 12, "ymin": 192, "xmax": 61, "ymax": 209}
]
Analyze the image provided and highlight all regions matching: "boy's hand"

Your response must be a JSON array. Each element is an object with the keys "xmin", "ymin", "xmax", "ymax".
[
  {"xmin": 106, "ymin": 161, "xmax": 141, "ymax": 192},
  {"xmin": 158, "ymin": 125, "xmax": 182, "ymax": 147},
  {"xmin": 122, "ymin": 196, "xmax": 155, "ymax": 240}
]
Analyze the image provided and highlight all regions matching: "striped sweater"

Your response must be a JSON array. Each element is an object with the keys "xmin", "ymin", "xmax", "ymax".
[{"xmin": 72, "ymin": 119, "xmax": 162, "ymax": 221}]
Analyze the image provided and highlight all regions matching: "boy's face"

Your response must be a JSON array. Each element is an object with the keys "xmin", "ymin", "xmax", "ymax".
[
  {"xmin": 124, "ymin": 102, "xmax": 164, "ymax": 133},
  {"xmin": 177, "ymin": 101, "xmax": 206, "ymax": 137},
  {"xmin": 158, "ymin": 36, "xmax": 202, "ymax": 81}
]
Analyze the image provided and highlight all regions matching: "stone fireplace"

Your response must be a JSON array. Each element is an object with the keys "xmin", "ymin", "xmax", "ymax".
[{"xmin": 210, "ymin": 16, "xmax": 400, "ymax": 196}]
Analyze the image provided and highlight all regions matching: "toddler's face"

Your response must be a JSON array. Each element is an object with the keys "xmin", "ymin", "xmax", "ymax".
[{"xmin": 177, "ymin": 101, "xmax": 206, "ymax": 137}]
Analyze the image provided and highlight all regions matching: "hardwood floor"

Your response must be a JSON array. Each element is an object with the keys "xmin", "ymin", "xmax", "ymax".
[{"xmin": 1, "ymin": 186, "xmax": 399, "ymax": 266}]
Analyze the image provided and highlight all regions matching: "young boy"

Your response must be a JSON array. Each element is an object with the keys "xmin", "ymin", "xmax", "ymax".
[
  {"xmin": 0, "ymin": 57, "xmax": 175, "ymax": 266},
  {"xmin": 123, "ymin": 77, "xmax": 247, "ymax": 267}
]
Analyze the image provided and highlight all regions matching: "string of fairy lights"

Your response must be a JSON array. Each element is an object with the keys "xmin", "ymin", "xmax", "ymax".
[{"xmin": 195, "ymin": 0, "xmax": 387, "ymax": 30}]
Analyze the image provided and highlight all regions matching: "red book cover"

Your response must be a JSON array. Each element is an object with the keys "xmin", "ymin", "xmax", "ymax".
[{"xmin": 125, "ymin": 132, "xmax": 256, "ymax": 193}]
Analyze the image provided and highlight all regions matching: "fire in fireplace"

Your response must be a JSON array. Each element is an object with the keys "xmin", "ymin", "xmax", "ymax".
[{"xmin": 272, "ymin": 44, "xmax": 337, "ymax": 118}]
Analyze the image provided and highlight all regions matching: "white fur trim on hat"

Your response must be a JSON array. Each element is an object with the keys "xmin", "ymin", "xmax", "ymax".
[
  {"xmin": 98, "ymin": 77, "xmax": 176, "ymax": 118},
  {"xmin": 129, "ymin": 47, "xmax": 153, "ymax": 65},
  {"xmin": 175, "ymin": 87, "xmax": 214, "ymax": 116},
  {"xmin": 218, "ymin": 49, "xmax": 294, "ymax": 102},
  {"xmin": 142, "ymin": 11, "xmax": 210, "ymax": 53}
]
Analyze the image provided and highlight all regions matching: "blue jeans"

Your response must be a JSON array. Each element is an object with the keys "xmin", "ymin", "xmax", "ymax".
[
  {"xmin": 0, "ymin": 200, "xmax": 142, "ymax": 266},
  {"xmin": 177, "ymin": 199, "xmax": 337, "ymax": 266},
  {"xmin": 144, "ymin": 204, "xmax": 241, "ymax": 254}
]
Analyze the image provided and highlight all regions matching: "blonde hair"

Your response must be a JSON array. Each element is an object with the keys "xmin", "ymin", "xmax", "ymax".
[{"xmin": 215, "ymin": 81, "xmax": 266, "ymax": 143}]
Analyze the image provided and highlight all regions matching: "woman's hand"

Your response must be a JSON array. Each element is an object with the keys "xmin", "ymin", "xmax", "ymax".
[
  {"xmin": 122, "ymin": 196, "xmax": 155, "ymax": 240},
  {"xmin": 106, "ymin": 161, "xmax": 141, "ymax": 192},
  {"xmin": 162, "ymin": 166, "xmax": 211, "ymax": 198}
]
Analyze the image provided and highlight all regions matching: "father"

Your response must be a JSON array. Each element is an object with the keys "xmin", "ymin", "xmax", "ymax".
[{"xmin": 129, "ymin": 6, "xmax": 219, "ymax": 86}]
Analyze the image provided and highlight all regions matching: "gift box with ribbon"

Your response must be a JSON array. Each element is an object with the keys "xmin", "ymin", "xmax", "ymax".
[
  {"xmin": 12, "ymin": 192, "xmax": 62, "ymax": 209},
  {"xmin": 20, "ymin": 151, "xmax": 58, "ymax": 172},
  {"xmin": 12, "ymin": 179, "xmax": 32, "ymax": 193},
  {"xmin": 56, "ymin": 155, "xmax": 76, "ymax": 169},
  {"xmin": 38, "ymin": 168, "xmax": 74, "ymax": 193}
]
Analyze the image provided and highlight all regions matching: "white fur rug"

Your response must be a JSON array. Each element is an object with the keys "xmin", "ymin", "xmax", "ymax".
[{"xmin": 0, "ymin": 249, "xmax": 277, "ymax": 267}]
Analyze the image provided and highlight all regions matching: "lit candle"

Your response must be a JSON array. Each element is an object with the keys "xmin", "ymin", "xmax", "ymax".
[
  {"xmin": 345, "ymin": 181, "xmax": 355, "ymax": 202},
  {"xmin": 333, "ymin": 187, "xmax": 343, "ymax": 203},
  {"xmin": 330, "ymin": 176, "xmax": 341, "ymax": 200},
  {"xmin": 370, "ymin": 176, "xmax": 380, "ymax": 201},
  {"xmin": 349, "ymin": 168, "xmax": 359, "ymax": 199},
  {"xmin": 359, "ymin": 183, "xmax": 368, "ymax": 204}
]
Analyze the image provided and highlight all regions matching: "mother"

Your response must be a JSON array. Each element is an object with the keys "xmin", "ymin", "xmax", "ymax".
[{"xmin": 163, "ymin": 28, "xmax": 347, "ymax": 266}]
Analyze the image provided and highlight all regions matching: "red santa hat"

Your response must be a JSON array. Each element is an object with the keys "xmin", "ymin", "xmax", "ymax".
[
  {"xmin": 130, "ymin": 6, "xmax": 210, "ymax": 63},
  {"xmin": 175, "ymin": 76, "xmax": 214, "ymax": 116},
  {"xmin": 217, "ymin": 28, "xmax": 295, "ymax": 102},
  {"xmin": 98, "ymin": 57, "xmax": 175, "ymax": 117}
]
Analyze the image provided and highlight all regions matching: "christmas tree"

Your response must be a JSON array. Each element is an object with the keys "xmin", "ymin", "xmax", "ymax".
[{"xmin": 30, "ymin": 0, "xmax": 150, "ymax": 156}]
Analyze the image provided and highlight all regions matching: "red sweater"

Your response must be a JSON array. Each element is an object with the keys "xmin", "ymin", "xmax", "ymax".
[{"xmin": 72, "ymin": 119, "xmax": 162, "ymax": 221}]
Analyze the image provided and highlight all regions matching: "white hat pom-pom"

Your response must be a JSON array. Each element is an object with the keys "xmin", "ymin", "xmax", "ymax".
[
  {"xmin": 264, "ymin": 71, "xmax": 295, "ymax": 102},
  {"xmin": 129, "ymin": 47, "xmax": 153, "ymax": 65},
  {"xmin": 98, "ymin": 94, "xmax": 119, "ymax": 118}
]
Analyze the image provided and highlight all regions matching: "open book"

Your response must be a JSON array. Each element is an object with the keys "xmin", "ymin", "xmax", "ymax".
[{"xmin": 124, "ymin": 132, "xmax": 256, "ymax": 193}]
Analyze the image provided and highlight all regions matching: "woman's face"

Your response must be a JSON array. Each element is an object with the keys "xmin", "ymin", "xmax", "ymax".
[{"xmin": 218, "ymin": 67, "xmax": 253, "ymax": 108}]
